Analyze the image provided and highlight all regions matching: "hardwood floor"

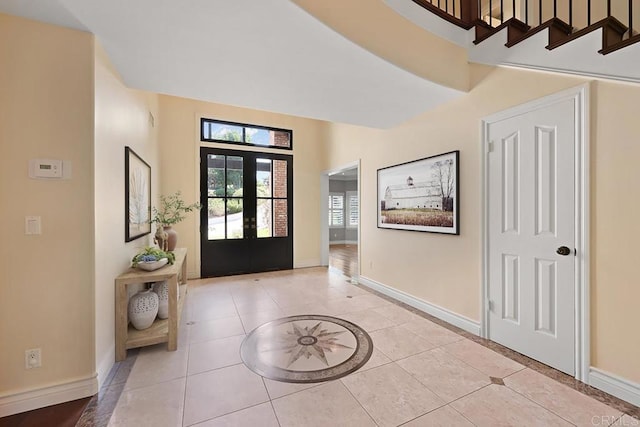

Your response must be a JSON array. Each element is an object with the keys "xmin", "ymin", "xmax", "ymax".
[
  {"xmin": 329, "ymin": 243, "xmax": 358, "ymax": 278},
  {"xmin": 0, "ymin": 397, "xmax": 90, "ymax": 427}
]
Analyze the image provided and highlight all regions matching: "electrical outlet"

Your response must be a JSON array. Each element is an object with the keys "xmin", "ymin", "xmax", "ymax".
[{"xmin": 25, "ymin": 348, "xmax": 41, "ymax": 369}]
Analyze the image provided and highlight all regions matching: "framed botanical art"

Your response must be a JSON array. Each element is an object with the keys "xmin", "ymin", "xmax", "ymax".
[
  {"xmin": 377, "ymin": 150, "xmax": 459, "ymax": 234},
  {"xmin": 125, "ymin": 147, "xmax": 151, "ymax": 242}
]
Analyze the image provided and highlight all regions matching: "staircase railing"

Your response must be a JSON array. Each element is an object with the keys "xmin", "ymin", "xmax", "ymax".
[{"xmin": 412, "ymin": 0, "xmax": 638, "ymax": 42}]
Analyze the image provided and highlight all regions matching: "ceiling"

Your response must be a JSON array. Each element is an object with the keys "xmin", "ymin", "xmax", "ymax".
[
  {"xmin": 329, "ymin": 168, "xmax": 358, "ymax": 181},
  {"xmin": 0, "ymin": 0, "xmax": 464, "ymax": 128}
]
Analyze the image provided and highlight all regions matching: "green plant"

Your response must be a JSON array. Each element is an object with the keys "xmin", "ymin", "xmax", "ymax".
[
  {"xmin": 151, "ymin": 191, "xmax": 201, "ymax": 226},
  {"xmin": 132, "ymin": 247, "xmax": 176, "ymax": 267}
]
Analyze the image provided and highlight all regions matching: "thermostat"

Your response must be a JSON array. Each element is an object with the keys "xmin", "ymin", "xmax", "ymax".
[{"xmin": 29, "ymin": 159, "xmax": 70, "ymax": 179}]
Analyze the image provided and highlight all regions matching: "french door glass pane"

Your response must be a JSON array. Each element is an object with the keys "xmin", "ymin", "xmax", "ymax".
[
  {"xmin": 274, "ymin": 199, "xmax": 288, "ymax": 237},
  {"xmin": 226, "ymin": 198, "xmax": 243, "ymax": 239},
  {"xmin": 273, "ymin": 160, "xmax": 287, "ymax": 198},
  {"xmin": 257, "ymin": 199, "xmax": 272, "ymax": 238},
  {"xmin": 256, "ymin": 158, "xmax": 272, "ymax": 197},
  {"xmin": 207, "ymin": 155, "xmax": 225, "ymax": 197},
  {"xmin": 226, "ymin": 156, "xmax": 243, "ymax": 197},
  {"xmin": 208, "ymin": 198, "xmax": 225, "ymax": 240}
]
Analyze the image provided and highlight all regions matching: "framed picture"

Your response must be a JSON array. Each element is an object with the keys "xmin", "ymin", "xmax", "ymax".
[
  {"xmin": 125, "ymin": 147, "xmax": 151, "ymax": 242},
  {"xmin": 377, "ymin": 150, "xmax": 459, "ymax": 234}
]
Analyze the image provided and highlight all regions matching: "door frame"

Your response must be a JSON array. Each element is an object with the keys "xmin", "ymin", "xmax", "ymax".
[
  {"xmin": 320, "ymin": 160, "xmax": 361, "ymax": 277},
  {"xmin": 193, "ymin": 113, "xmax": 295, "ymax": 278},
  {"xmin": 480, "ymin": 84, "xmax": 590, "ymax": 381}
]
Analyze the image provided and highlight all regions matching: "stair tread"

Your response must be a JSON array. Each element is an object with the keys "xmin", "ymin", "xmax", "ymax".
[
  {"xmin": 412, "ymin": 1, "xmax": 637, "ymax": 56},
  {"xmin": 599, "ymin": 33, "xmax": 640, "ymax": 55},
  {"xmin": 505, "ymin": 18, "xmax": 572, "ymax": 48},
  {"xmin": 547, "ymin": 16, "xmax": 628, "ymax": 50},
  {"xmin": 474, "ymin": 18, "xmax": 530, "ymax": 45}
]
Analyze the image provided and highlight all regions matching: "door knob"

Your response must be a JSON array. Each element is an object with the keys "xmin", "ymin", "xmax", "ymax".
[{"xmin": 556, "ymin": 246, "xmax": 571, "ymax": 256}]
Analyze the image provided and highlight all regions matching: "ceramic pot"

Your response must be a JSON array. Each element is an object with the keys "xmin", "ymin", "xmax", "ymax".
[
  {"xmin": 128, "ymin": 289, "xmax": 159, "ymax": 330},
  {"xmin": 152, "ymin": 280, "xmax": 169, "ymax": 319},
  {"xmin": 155, "ymin": 226, "xmax": 178, "ymax": 251},
  {"xmin": 136, "ymin": 257, "xmax": 168, "ymax": 271}
]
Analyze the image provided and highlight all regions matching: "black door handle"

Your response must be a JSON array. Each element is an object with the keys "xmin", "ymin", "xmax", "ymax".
[{"xmin": 556, "ymin": 246, "xmax": 571, "ymax": 256}]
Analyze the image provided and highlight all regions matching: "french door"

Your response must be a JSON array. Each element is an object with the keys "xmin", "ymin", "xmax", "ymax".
[{"xmin": 200, "ymin": 147, "xmax": 293, "ymax": 277}]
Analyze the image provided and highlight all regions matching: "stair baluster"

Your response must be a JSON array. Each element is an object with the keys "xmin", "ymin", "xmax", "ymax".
[
  {"xmin": 489, "ymin": 0, "xmax": 492, "ymax": 25},
  {"xmin": 539, "ymin": 0, "xmax": 543, "ymax": 25},
  {"xmin": 569, "ymin": 0, "xmax": 573, "ymax": 29},
  {"xmin": 629, "ymin": 0, "xmax": 633, "ymax": 37}
]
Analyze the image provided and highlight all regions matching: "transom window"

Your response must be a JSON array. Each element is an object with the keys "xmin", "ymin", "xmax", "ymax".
[{"xmin": 201, "ymin": 118, "xmax": 292, "ymax": 150}]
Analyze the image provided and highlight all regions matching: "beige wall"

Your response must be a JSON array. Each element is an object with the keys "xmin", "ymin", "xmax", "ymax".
[
  {"xmin": 323, "ymin": 65, "xmax": 640, "ymax": 383},
  {"xmin": 589, "ymin": 79, "xmax": 640, "ymax": 381},
  {"xmin": 94, "ymin": 43, "xmax": 160, "ymax": 385},
  {"xmin": 0, "ymin": 15, "xmax": 96, "ymax": 395},
  {"xmin": 1, "ymin": 5, "xmax": 638, "ymax": 411},
  {"xmin": 157, "ymin": 96, "xmax": 327, "ymax": 277}
]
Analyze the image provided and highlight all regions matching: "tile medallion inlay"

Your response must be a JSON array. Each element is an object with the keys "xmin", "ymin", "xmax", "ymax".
[{"xmin": 240, "ymin": 315, "xmax": 373, "ymax": 383}]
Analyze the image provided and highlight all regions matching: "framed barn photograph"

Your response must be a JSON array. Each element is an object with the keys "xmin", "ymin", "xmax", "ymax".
[
  {"xmin": 377, "ymin": 151, "xmax": 459, "ymax": 234},
  {"xmin": 125, "ymin": 147, "xmax": 151, "ymax": 242}
]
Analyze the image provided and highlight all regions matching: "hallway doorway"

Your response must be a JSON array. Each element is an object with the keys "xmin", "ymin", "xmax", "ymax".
[{"xmin": 321, "ymin": 161, "xmax": 360, "ymax": 279}]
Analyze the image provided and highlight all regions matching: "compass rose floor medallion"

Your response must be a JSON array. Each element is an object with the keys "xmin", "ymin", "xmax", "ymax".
[{"xmin": 240, "ymin": 315, "xmax": 373, "ymax": 383}]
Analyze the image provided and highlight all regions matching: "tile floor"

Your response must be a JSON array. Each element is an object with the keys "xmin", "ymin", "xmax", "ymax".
[{"xmin": 101, "ymin": 267, "xmax": 638, "ymax": 427}]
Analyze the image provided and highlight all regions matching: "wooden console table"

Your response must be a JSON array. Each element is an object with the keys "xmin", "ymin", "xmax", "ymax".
[{"xmin": 115, "ymin": 248, "xmax": 188, "ymax": 361}]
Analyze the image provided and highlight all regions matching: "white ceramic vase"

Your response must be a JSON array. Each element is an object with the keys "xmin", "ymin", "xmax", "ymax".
[
  {"xmin": 128, "ymin": 289, "xmax": 159, "ymax": 330},
  {"xmin": 152, "ymin": 280, "xmax": 169, "ymax": 319}
]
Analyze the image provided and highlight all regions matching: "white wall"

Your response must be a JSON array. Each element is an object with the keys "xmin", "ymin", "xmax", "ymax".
[{"xmin": 93, "ymin": 43, "xmax": 160, "ymax": 386}]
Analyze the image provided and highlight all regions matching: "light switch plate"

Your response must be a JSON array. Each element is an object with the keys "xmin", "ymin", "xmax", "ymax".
[{"xmin": 25, "ymin": 216, "xmax": 41, "ymax": 235}]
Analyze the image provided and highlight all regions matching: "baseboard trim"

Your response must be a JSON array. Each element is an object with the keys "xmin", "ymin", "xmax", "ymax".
[
  {"xmin": 294, "ymin": 259, "xmax": 322, "ymax": 269},
  {"xmin": 329, "ymin": 240, "xmax": 358, "ymax": 245},
  {"xmin": 358, "ymin": 275, "xmax": 481, "ymax": 335},
  {"xmin": 589, "ymin": 367, "xmax": 640, "ymax": 407},
  {"xmin": 0, "ymin": 375, "xmax": 98, "ymax": 417},
  {"xmin": 96, "ymin": 345, "xmax": 115, "ymax": 390}
]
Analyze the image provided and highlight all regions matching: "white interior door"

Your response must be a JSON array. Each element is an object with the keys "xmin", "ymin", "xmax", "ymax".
[{"xmin": 487, "ymin": 98, "xmax": 576, "ymax": 375}]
